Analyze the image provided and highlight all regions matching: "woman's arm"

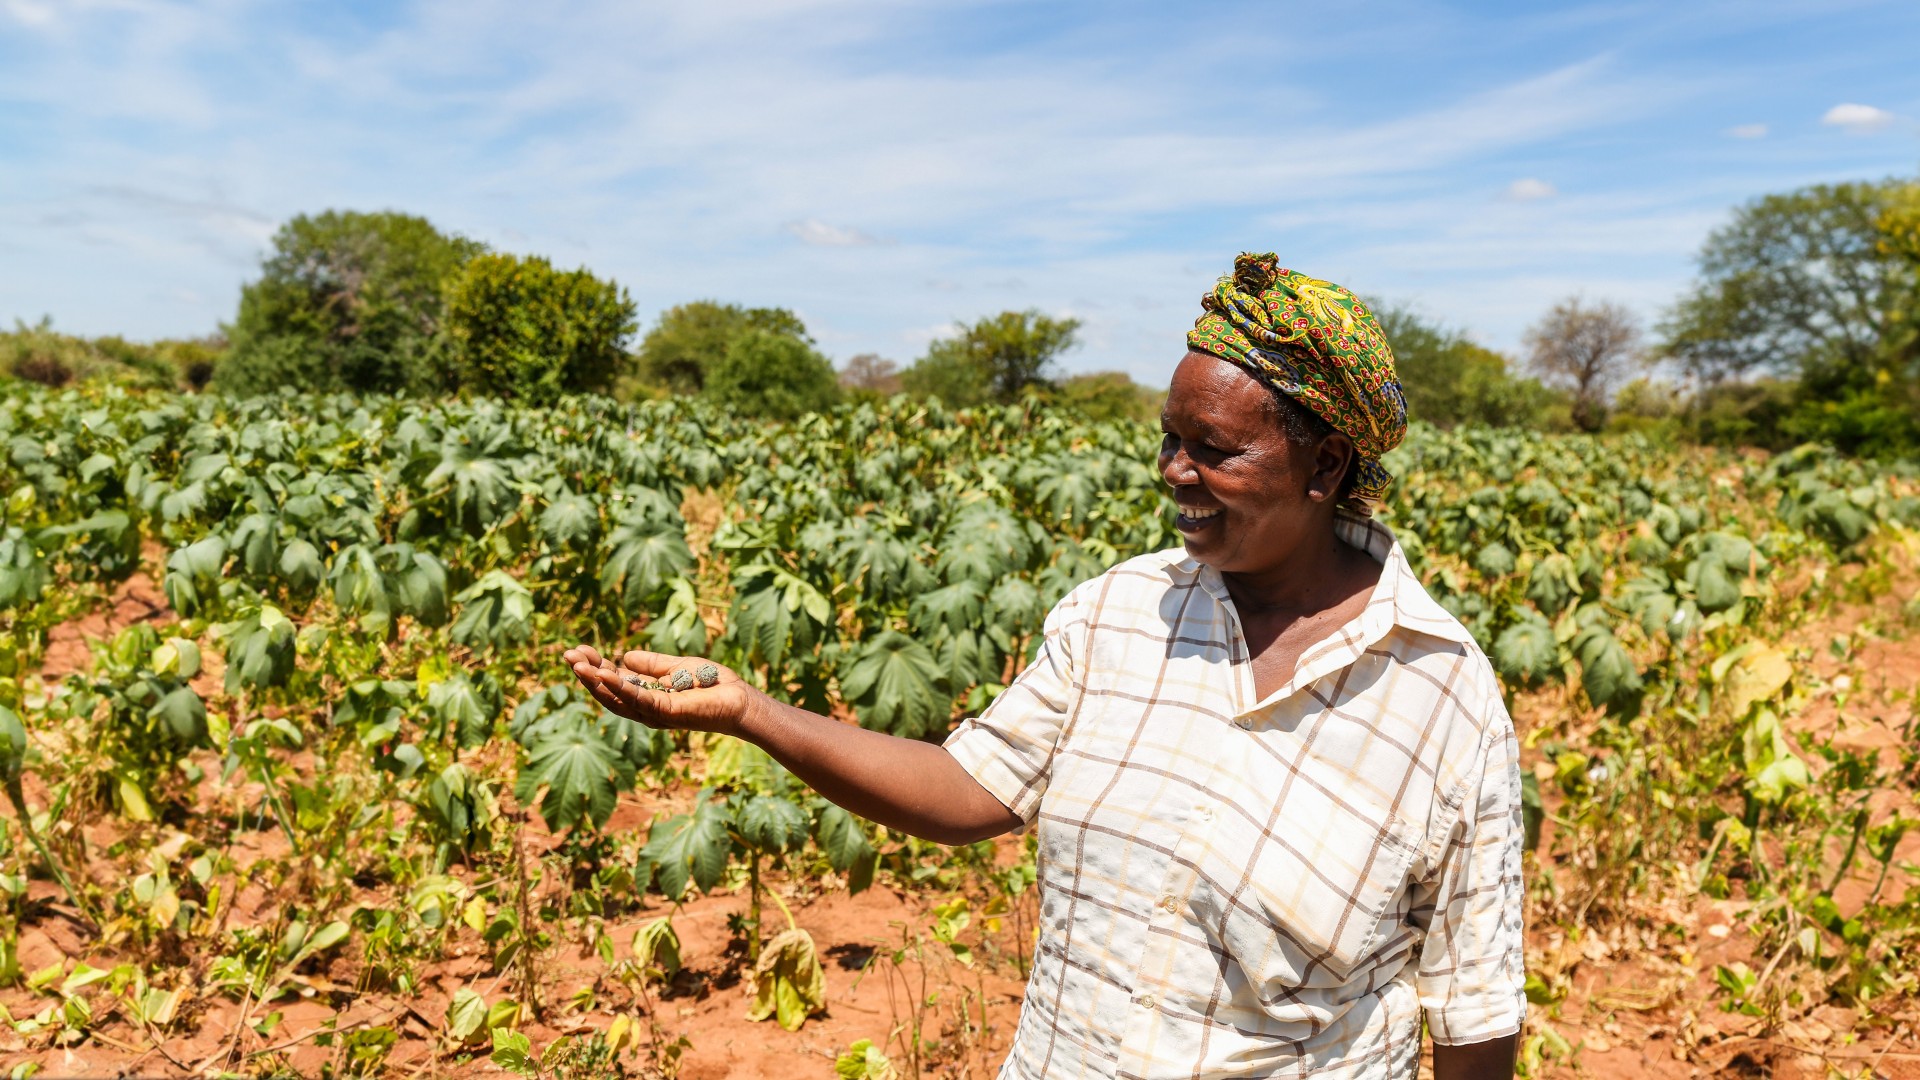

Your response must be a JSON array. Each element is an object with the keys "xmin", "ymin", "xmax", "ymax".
[
  {"xmin": 565, "ymin": 645, "xmax": 1023, "ymax": 845},
  {"xmin": 1432, "ymin": 1035, "xmax": 1517, "ymax": 1080}
]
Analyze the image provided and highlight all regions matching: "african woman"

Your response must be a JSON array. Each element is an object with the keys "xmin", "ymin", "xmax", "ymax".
[{"xmin": 566, "ymin": 253, "xmax": 1526, "ymax": 1080}]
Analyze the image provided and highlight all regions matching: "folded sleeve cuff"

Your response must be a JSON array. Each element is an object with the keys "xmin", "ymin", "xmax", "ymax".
[
  {"xmin": 1425, "ymin": 991, "xmax": 1527, "ymax": 1046},
  {"xmin": 943, "ymin": 718, "xmax": 1048, "ymax": 826}
]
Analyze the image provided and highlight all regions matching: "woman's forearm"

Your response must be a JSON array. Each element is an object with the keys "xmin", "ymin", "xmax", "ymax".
[
  {"xmin": 736, "ymin": 691, "xmax": 1023, "ymax": 845},
  {"xmin": 1432, "ymin": 1034, "xmax": 1517, "ymax": 1080}
]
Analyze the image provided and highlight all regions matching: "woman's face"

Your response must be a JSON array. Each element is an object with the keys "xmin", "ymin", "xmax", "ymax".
[{"xmin": 1157, "ymin": 351, "xmax": 1350, "ymax": 576}]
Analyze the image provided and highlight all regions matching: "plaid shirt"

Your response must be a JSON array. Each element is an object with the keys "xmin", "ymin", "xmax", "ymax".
[{"xmin": 945, "ymin": 514, "xmax": 1526, "ymax": 1079}]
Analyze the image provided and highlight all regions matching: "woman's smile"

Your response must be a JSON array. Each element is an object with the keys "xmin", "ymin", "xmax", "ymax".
[{"xmin": 1174, "ymin": 502, "xmax": 1224, "ymax": 533}]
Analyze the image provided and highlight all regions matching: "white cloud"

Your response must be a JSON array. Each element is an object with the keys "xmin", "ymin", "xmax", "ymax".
[
  {"xmin": 1821, "ymin": 102, "xmax": 1895, "ymax": 133},
  {"xmin": 1504, "ymin": 178, "xmax": 1559, "ymax": 201},
  {"xmin": 785, "ymin": 219, "xmax": 884, "ymax": 247},
  {"xmin": 1, "ymin": 0, "xmax": 54, "ymax": 26},
  {"xmin": 1725, "ymin": 123, "xmax": 1768, "ymax": 139}
]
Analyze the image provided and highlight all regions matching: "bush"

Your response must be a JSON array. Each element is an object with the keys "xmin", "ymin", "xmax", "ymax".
[
  {"xmin": 445, "ymin": 253, "xmax": 637, "ymax": 405},
  {"xmin": 216, "ymin": 210, "xmax": 483, "ymax": 396},
  {"xmin": 0, "ymin": 319, "xmax": 175, "ymax": 390},
  {"xmin": 901, "ymin": 310, "xmax": 1080, "ymax": 407},
  {"xmin": 1375, "ymin": 305, "xmax": 1569, "ymax": 429},
  {"xmin": 636, "ymin": 302, "xmax": 811, "ymax": 396},
  {"xmin": 704, "ymin": 330, "xmax": 841, "ymax": 420},
  {"xmin": 1049, "ymin": 371, "xmax": 1163, "ymax": 424}
]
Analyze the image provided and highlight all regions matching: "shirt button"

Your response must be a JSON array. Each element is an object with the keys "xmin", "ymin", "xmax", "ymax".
[
  {"xmin": 1137, "ymin": 994, "xmax": 1156, "ymax": 1010},
  {"xmin": 1234, "ymin": 717, "xmax": 1253, "ymax": 730},
  {"xmin": 1159, "ymin": 894, "xmax": 1180, "ymax": 914}
]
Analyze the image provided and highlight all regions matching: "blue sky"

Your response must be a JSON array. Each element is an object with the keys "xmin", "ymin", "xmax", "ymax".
[{"xmin": 2, "ymin": 0, "xmax": 1916, "ymax": 386}]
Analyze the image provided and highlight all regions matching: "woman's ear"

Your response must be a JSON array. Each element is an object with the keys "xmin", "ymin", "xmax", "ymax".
[{"xmin": 1306, "ymin": 432, "xmax": 1354, "ymax": 502}]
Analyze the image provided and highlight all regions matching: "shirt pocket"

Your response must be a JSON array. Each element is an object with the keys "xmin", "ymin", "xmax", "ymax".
[{"xmin": 1192, "ymin": 776, "xmax": 1424, "ymax": 995}]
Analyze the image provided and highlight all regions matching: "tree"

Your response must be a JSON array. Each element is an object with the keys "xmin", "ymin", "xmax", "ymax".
[
  {"xmin": 217, "ymin": 210, "xmax": 484, "ymax": 396},
  {"xmin": 1373, "ymin": 305, "xmax": 1567, "ymax": 429},
  {"xmin": 445, "ymin": 253, "xmax": 638, "ymax": 406},
  {"xmin": 1524, "ymin": 298, "xmax": 1641, "ymax": 432},
  {"xmin": 1657, "ymin": 178, "xmax": 1920, "ymax": 455},
  {"xmin": 636, "ymin": 302, "xmax": 811, "ymax": 395},
  {"xmin": 1660, "ymin": 181, "xmax": 1917, "ymax": 386},
  {"xmin": 901, "ymin": 310, "xmax": 1080, "ymax": 406},
  {"xmin": 1051, "ymin": 371, "xmax": 1163, "ymax": 424},
  {"xmin": 705, "ymin": 330, "xmax": 841, "ymax": 420},
  {"xmin": 838, "ymin": 354, "xmax": 902, "ymax": 396}
]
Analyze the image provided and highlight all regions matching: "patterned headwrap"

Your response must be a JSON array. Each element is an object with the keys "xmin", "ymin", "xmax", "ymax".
[{"xmin": 1187, "ymin": 252, "xmax": 1408, "ymax": 510}]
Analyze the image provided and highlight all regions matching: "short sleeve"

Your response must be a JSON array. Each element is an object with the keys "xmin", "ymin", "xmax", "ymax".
[
  {"xmin": 1410, "ymin": 714, "xmax": 1528, "ymax": 1045},
  {"xmin": 940, "ymin": 584, "xmax": 1090, "ymax": 826}
]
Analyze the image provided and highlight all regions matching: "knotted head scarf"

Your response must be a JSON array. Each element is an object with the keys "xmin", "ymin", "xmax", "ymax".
[{"xmin": 1186, "ymin": 252, "xmax": 1408, "ymax": 511}]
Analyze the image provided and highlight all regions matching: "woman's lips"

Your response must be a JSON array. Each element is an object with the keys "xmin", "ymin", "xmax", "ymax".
[{"xmin": 1175, "ymin": 505, "xmax": 1223, "ymax": 531}]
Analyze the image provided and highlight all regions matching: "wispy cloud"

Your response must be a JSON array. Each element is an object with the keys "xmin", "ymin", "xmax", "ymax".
[
  {"xmin": 1726, "ymin": 123, "xmax": 1769, "ymax": 139},
  {"xmin": 786, "ymin": 219, "xmax": 886, "ymax": 247},
  {"xmin": 1821, "ymin": 102, "xmax": 1896, "ymax": 132},
  {"xmin": 1503, "ymin": 178, "xmax": 1559, "ymax": 201}
]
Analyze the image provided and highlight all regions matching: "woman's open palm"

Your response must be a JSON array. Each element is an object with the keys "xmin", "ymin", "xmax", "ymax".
[{"xmin": 564, "ymin": 644, "xmax": 755, "ymax": 736}]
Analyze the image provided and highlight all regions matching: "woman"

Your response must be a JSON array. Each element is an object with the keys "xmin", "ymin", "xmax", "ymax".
[{"xmin": 566, "ymin": 254, "xmax": 1526, "ymax": 1080}]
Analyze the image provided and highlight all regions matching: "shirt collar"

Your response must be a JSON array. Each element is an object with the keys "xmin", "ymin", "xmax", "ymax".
[{"xmin": 1169, "ymin": 511, "xmax": 1474, "ymax": 647}]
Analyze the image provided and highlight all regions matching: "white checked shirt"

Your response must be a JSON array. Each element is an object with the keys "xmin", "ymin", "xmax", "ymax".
[{"xmin": 944, "ymin": 513, "xmax": 1526, "ymax": 1079}]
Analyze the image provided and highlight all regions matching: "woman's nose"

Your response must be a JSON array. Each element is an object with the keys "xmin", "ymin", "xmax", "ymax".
[{"xmin": 1160, "ymin": 446, "xmax": 1196, "ymax": 486}]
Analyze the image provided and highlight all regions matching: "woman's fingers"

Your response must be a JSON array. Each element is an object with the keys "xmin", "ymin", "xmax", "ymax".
[{"xmin": 616, "ymin": 649, "xmax": 686, "ymax": 678}]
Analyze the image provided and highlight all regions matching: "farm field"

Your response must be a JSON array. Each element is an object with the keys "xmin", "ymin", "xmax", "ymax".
[{"xmin": 0, "ymin": 385, "xmax": 1917, "ymax": 1079}]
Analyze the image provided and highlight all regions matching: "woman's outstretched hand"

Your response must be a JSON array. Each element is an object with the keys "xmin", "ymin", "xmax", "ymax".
[{"xmin": 563, "ymin": 644, "xmax": 758, "ymax": 737}]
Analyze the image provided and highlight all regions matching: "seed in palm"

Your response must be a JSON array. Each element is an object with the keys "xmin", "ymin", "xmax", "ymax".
[
  {"xmin": 669, "ymin": 668, "xmax": 696, "ymax": 692},
  {"xmin": 695, "ymin": 662, "xmax": 720, "ymax": 688}
]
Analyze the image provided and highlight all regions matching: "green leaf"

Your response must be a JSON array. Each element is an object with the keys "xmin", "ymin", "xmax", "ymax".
[
  {"xmin": 538, "ymin": 491, "xmax": 599, "ymax": 552},
  {"xmin": 1571, "ymin": 622, "xmax": 1642, "ymax": 716},
  {"xmin": 452, "ymin": 570, "xmax": 534, "ymax": 650},
  {"xmin": 427, "ymin": 672, "xmax": 503, "ymax": 749},
  {"xmin": 446, "ymin": 988, "xmax": 488, "ymax": 1044},
  {"xmin": 277, "ymin": 538, "xmax": 325, "ymax": 596},
  {"xmin": 1689, "ymin": 550, "xmax": 1742, "ymax": 614},
  {"xmin": 163, "ymin": 536, "xmax": 228, "ymax": 618},
  {"xmin": 645, "ymin": 577, "xmax": 709, "ymax": 655},
  {"xmin": 222, "ymin": 604, "xmax": 297, "ymax": 693},
  {"xmin": 0, "ymin": 705, "xmax": 25, "ymax": 784},
  {"xmin": 1493, "ymin": 610, "xmax": 1559, "ymax": 687},
  {"xmin": 631, "ymin": 917, "xmax": 682, "ymax": 978},
  {"xmin": 1473, "ymin": 541, "xmax": 1516, "ymax": 578},
  {"xmin": 600, "ymin": 518, "xmax": 693, "ymax": 619},
  {"xmin": 638, "ymin": 797, "xmax": 733, "ymax": 900},
  {"xmin": 147, "ymin": 685, "xmax": 207, "ymax": 744},
  {"xmin": 840, "ymin": 630, "xmax": 947, "ymax": 738},
  {"xmin": 514, "ymin": 718, "xmax": 635, "ymax": 833},
  {"xmin": 734, "ymin": 793, "xmax": 810, "ymax": 855},
  {"xmin": 814, "ymin": 805, "xmax": 877, "ymax": 894},
  {"xmin": 835, "ymin": 1038, "xmax": 898, "ymax": 1080},
  {"xmin": 490, "ymin": 1028, "xmax": 537, "ymax": 1077},
  {"xmin": 746, "ymin": 927, "xmax": 826, "ymax": 1031}
]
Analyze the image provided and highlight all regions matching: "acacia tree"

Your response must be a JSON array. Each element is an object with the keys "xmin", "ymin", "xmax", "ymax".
[
  {"xmin": 1525, "ymin": 298, "xmax": 1641, "ymax": 432},
  {"xmin": 838, "ymin": 354, "xmax": 902, "ymax": 395},
  {"xmin": 1660, "ymin": 181, "xmax": 1915, "ymax": 386}
]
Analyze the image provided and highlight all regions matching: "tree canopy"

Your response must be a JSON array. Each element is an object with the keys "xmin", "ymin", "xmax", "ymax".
[
  {"xmin": 636, "ymin": 302, "xmax": 811, "ymax": 395},
  {"xmin": 902, "ymin": 310, "xmax": 1081, "ymax": 407},
  {"xmin": 706, "ymin": 330, "xmax": 842, "ymax": 420},
  {"xmin": 1373, "ymin": 306, "xmax": 1566, "ymax": 430},
  {"xmin": 217, "ymin": 210, "xmax": 484, "ymax": 396},
  {"xmin": 445, "ymin": 253, "xmax": 638, "ymax": 406}
]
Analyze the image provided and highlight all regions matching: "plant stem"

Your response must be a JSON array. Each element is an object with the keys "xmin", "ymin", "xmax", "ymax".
[{"xmin": 3, "ymin": 778, "xmax": 97, "ymax": 925}]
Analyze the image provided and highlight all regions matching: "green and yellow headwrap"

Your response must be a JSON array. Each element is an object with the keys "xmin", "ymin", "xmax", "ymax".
[{"xmin": 1186, "ymin": 252, "xmax": 1408, "ymax": 510}]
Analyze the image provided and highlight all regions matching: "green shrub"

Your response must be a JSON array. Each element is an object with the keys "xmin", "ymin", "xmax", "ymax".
[
  {"xmin": 636, "ymin": 301, "xmax": 811, "ymax": 395},
  {"xmin": 445, "ymin": 253, "xmax": 637, "ymax": 405},
  {"xmin": 704, "ymin": 329, "xmax": 841, "ymax": 420}
]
